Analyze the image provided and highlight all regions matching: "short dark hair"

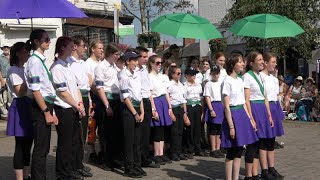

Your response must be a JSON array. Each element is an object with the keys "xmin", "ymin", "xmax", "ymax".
[
  {"xmin": 135, "ymin": 46, "xmax": 149, "ymax": 55},
  {"xmin": 226, "ymin": 54, "xmax": 243, "ymax": 75},
  {"xmin": 105, "ymin": 43, "xmax": 120, "ymax": 57},
  {"xmin": 72, "ymin": 35, "xmax": 86, "ymax": 46},
  {"xmin": 10, "ymin": 42, "xmax": 27, "ymax": 66}
]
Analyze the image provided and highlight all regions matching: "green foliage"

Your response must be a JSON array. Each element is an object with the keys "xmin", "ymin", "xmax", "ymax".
[
  {"xmin": 222, "ymin": 0, "xmax": 320, "ymax": 59},
  {"xmin": 209, "ymin": 38, "xmax": 228, "ymax": 53},
  {"xmin": 137, "ymin": 32, "xmax": 161, "ymax": 49}
]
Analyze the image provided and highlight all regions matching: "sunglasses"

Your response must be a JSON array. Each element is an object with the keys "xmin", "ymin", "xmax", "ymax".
[
  {"xmin": 176, "ymin": 72, "xmax": 182, "ymax": 75},
  {"xmin": 155, "ymin": 61, "xmax": 162, "ymax": 65},
  {"xmin": 43, "ymin": 37, "xmax": 50, "ymax": 43}
]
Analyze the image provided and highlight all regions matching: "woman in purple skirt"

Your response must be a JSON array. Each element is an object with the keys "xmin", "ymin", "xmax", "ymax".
[
  {"xmin": 260, "ymin": 52, "xmax": 284, "ymax": 179},
  {"xmin": 148, "ymin": 55, "xmax": 173, "ymax": 165},
  {"xmin": 243, "ymin": 51, "xmax": 276, "ymax": 180},
  {"xmin": 6, "ymin": 42, "xmax": 33, "ymax": 180},
  {"xmin": 221, "ymin": 54, "xmax": 258, "ymax": 180}
]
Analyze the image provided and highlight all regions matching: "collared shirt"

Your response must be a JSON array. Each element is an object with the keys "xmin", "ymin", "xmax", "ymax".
[
  {"xmin": 261, "ymin": 73, "xmax": 279, "ymax": 101},
  {"xmin": 119, "ymin": 68, "xmax": 142, "ymax": 102},
  {"xmin": 84, "ymin": 58, "xmax": 100, "ymax": 78},
  {"xmin": 183, "ymin": 81, "xmax": 202, "ymax": 101},
  {"xmin": 167, "ymin": 80, "xmax": 186, "ymax": 106},
  {"xmin": 50, "ymin": 58, "xmax": 80, "ymax": 108},
  {"xmin": 222, "ymin": 76, "xmax": 245, "ymax": 106},
  {"xmin": 0, "ymin": 54, "xmax": 10, "ymax": 77},
  {"xmin": 219, "ymin": 68, "xmax": 228, "ymax": 82},
  {"xmin": 7, "ymin": 66, "xmax": 31, "ymax": 98},
  {"xmin": 203, "ymin": 68, "xmax": 211, "ymax": 82},
  {"xmin": 243, "ymin": 72, "xmax": 265, "ymax": 100},
  {"xmin": 195, "ymin": 72, "xmax": 203, "ymax": 85},
  {"xmin": 203, "ymin": 81, "xmax": 222, "ymax": 101},
  {"xmin": 25, "ymin": 51, "xmax": 56, "ymax": 98},
  {"xmin": 67, "ymin": 56, "xmax": 90, "ymax": 91},
  {"xmin": 149, "ymin": 73, "xmax": 168, "ymax": 98},
  {"xmin": 136, "ymin": 65, "xmax": 151, "ymax": 98},
  {"xmin": 94, "ymin": 60, "xmax": 120, "ymax": 94}
]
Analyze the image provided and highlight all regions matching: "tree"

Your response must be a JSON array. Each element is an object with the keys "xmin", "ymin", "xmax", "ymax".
[{"xmin": 222, "ymin": 0, "xmax": 320, "ymax": 60}]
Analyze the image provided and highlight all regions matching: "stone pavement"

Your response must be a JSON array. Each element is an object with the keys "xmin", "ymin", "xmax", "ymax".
[{"xmin": 0, "ymin": 120, "xmax": 320, "ymax": 180}]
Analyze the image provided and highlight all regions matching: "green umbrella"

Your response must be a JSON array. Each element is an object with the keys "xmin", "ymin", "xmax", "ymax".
[
  {"xmin": 229, "ymin": 13, "xmax": 305, "ymax": 38},
  {"xmin": 150, "ymin": 13, "xmax": 223, "ymax": 40}
]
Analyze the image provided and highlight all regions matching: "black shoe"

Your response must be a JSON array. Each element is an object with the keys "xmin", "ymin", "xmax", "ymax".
[
  {"xmin": 88, "ymin": 153, "xmax": 98, "ymax": 164},
  {"xmin": 82, "ymin": 165, "xmax": 91, "ymax": 172},
  {"xmin": 99, "ymin": 164, "xmax": 112, "ymax": 171},
  {"xmin": 23, "ymin": 176, "xmax": 31, "ymax": 180},
  {"xmin": 261, "ymin": 170, "xmax": 276, "ymax": 180},
  {"xmin": 178, "ymin": 153, "xmax": 188, "ymax": 160},
  {"xmin": 195, "ymin": 151, "xmax": 208, "ymax": 157},
  {"xmin": 134, "ymin": 166, "xmax": 147, "ymax": 176},
  {"xmin": 152, "ymin": 156, "xmax": 166, "ymax": 165},
  {"xmin": 77, "ymin": 168, "xmax": 93, "ymax": 177},
  {"xmin": 216, "ymin": 150, "xmax": 226, "ymax": 158},
  {"xmin": 160, "ymin": 155, "xmax": 172, "ymax": 164},
  {"xmin": 185, "ymin": 153, "xmax": 194, "ymax": 159},
  {"xmin": 124, "ymin": 168, "xmax": 143, "ymax": 178},
  {"xmin": 269, "ymin": 169, "xmax": 284, "ymax": 180},
  {"xmin": 220, "ymin": 148, "xmax": 227, "ymax": 154},
  {"xmin": 244, "ymin": 177, "xmax": 253, "ymax": 180},
  {"xmin": 70, "ymin": 171, "xmax": 84, "ymax": 179},
  {"xmin": 142, "ymin": 159, "xmax": 160, "ymax": 168},
  {"xmin": 210, "ymin": 150, "xmax": 224, "ymax": 158},
  {"xmin": 253, "ymin": 175, "xmax": 263, "ymax": 180},
  {"xmin": 170, "ymin": 154, "xmax": 180, "ymax": 161}
]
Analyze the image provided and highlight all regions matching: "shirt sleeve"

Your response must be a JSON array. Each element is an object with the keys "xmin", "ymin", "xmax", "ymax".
[
  {"xmin": 243, "ymin": 74, "xmax": 251, "ymax": 89},
  {"xmin": 222, "ymin": 80, "xmax": 231, "ymax": 96},
  {"xmin": 9, "ymin": 71, "xmax": 24, "ymax": 86},
  {"xmin": 119, "ymin": 76, "xmax": 130, "ymax": 100},
  {"xmin": 203, "ymin": 83, "xmax": 211, "ymax": 97},
  {"xmin": 26, "ymin": 58, "xmax": 42, "ymax": 91},
  {"xmin": 94, "ymin": 65, "xmax": 104, "ymax": 89},
  {"xmin": 51, "ymin": 66, "xmax": 68, "ymax": 92}
]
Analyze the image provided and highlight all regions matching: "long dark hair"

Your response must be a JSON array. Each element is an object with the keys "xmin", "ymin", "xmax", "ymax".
[
  {"xmin": 25, "ymin": 29, "xmax": 47, "ymax": 51},
  {"xmin": 226, "ymin": 54, "xmax": 243, "ymax": 75},
  {"xmin": 263, "ymin": 52, "xmax": 277, "ymax": 63},
  {"xmin": 10, "ymin": 42, "xmax": 27, "ymax": 66},
  {"xmin": 246, "ymin": 51, "xmax": 261, "ymax": 71},
  {"xmin": 168, "ymin": 66, "xmax": 180, "ymax": 80},
  {"xmin": 54, "ymin": 36, "xmax": 73, "ymax": 61}
]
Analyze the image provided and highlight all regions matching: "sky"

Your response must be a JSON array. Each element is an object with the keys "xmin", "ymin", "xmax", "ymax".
[{"xmin": 120, "ymin": 0, "xmax": 199, "ymax": 48}]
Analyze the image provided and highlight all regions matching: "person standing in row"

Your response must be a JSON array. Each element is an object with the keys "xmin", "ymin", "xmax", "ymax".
[
  {"xmin": 244, "ymin": 51, "xmax": 275, "ymax": 180},
  {"xmin": 167, "ymin": 66, "xmax": 190, "ymax": 161},
  {"xmin": 68, "ymin": 35, "xmax": 93, "ymax": 177},
  {"xmin": 25, "ymin": 29, "xmax": 57, "ymax": 180},
  {"xmin": 260, "ymin": 53, "xmax": 284, "ymax": 179},
  {"xmin": 148, "ymin": 55, "xmax": 173, "ymax": 164},
  {"xmin": 95, "ymin": 44, "xmax": 123, "ymax": 170},
  {"xmin": 6, "ymin": 42, "xmax": 33, "ymax": 180},
  {"xmin": 135, "ymin": 47, "xmax": 160, "ymax": 168},
  {"xmin": 50, "ymin": 36, "xmax": 86, "ymax": 180},
  {"xmin": 221, "ymin": 54, "xmax": 258, "ymax": 180},
  {"xmin": 204, "ymin": 65, "xmax": 225, "ymax": 158},
  {"xmin": 119, "ymin": 51, "xmax": 146, "ymax": 178},
  {"xmin": 0, "ymin": 43, "xmax": 12, "ymax": 119}
]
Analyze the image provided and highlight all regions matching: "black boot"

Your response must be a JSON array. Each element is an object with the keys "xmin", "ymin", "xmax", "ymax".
[
  {"xmin": 124, "ymin": 168, "xmax": 143, "ymax": 178},
  {"xmin": 261, "ymin": 169, "xmax": 276, "ymax": 180},
  {"xmin": 268, "ymin": 167, "xmax": 284, "ymax": 180}
]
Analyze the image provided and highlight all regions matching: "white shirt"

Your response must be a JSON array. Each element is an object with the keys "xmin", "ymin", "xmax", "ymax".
[
  {"xmin": 243, "ymin": 72, "xmax": 265, "ymax": 100},
  {"xmin": 136, "ymin": 65, "xmax": 151, "ymax": 99},
  {"xmin": 203, "ymin": 68, "xmax": 211, "ymax": 82},
  {"xmin": 68, "ymin": 56, "xmax": 90, "ymax": 91},
  {"xmin": 222, "ymin": 76, "xmax": 246, "ymax": 106},
  {"xmin": 94, "ymin": 60, "xmax": 120, "ymax": 94},
  {"xmin": 183, "ymin": 81, "xmax": 202, "ymax": 101},
  {"xmin": 7, "ymin": 66, "xmax": 30, "ymax": 98},
  {"xmin": 203, "ymin": 81, "xmax": 222, "ymax": 101},
  {"xmin": 195, "ymin": 72, "xmax": 203, "ymax": 85},
  {"xmin": 261, "ymin": 73, "xmax": 279, "ymax": 101},
  {"xmin": 119, "ymin": 68, "xmax": 142, "ymax": 102},
  {"xmin": 25, "ymin": 51, "xmax": 56, "ymax": 98},
  {"xmin": 219, "ymin": 68, "xmax": 228, "ymax": 82},
  {"xmin": 84, "ymin": 58, "xmax": 100, "ymax": 78},
  {"xmin": 50, "ymin": 59, "xmax": 80, "ymax": 108},
  {"xmin": 149, "ymin": 73, "xmax": 168, "ymax": 98},
  {"xmin": 167, "ymin": 80, "xmax": 187, "ymax": 106}
]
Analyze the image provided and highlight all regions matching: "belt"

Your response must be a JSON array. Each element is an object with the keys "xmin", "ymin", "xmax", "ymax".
[
  {"xmin": 44, "ymin": 95, "xmax": 56, "ymax": 104},
  {"xmin": 250, "ymin": 100, "xmax": 265, "ymax": 104},
  {"xmin": 105, "ymin": 93, "xmax": 120, "ymax": 100},
  {"xmin": 269, "ymin": 101, "xmax": 277, "ymax": 104},
  {"xmin": 131, "ymin": 99, "xmax": 141, "ymax": 107},
  {"xmin": 142, "ymin": 98, "xmax": 150, "ymax": 102},
  {"xmin": 80, "ymin": 89, "xmax": 89, "ymax": 97},
  {"xmin": 186, "ymin": 99, "xmax": 201, "ymax": 106},
  {"xmin": 230, "ymin": 105, "xmax": 244, "ymax": 110},
  {"xmin": 172, "ymin": 104, "xmax": 183, "ymax": 108},
  {"xmin": 211, "ymin": 101, "xmax": 221, "ymax": 103}
]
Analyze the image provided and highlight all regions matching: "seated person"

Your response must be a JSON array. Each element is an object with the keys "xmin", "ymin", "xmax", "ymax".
[{"xmin": 285, "ymin": 76, "xmax": 303, "ymax": 112}]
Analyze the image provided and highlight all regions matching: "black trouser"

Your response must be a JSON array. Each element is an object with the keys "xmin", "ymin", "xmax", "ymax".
[
  {"xmin": 141, "ymin": 98, "xmax": 152, "ymax": 164},
  {"xmin": 122, "ymin": 106, "xmax": 142, "ymax": 170},
  {"xmin": 54, "ymin": 106, "xmax": 81, "ymax": 179},
  {"xmin": 14, "ymin": 136, "xmax": 33, "ymax": 169},
  {"xmin": 31, "ymin": 100, "xmax": 53, "ymax": 180},
  {"xmin": 77, "ymin": 97, "xmax": 89, "ymax": 169},
  {"xmin": 170, "ymin": 106, "xmax": 184, "ymax": 155},
  {"xmin": 186, "ymin": 105, "xmax": 202, "ymax": 153},
  {"xmin": 91, "ymin": 92, "xmax": 105, "ymax": 156},
  {"xmin": 104, "ymin": 99, "xmax": 123, "ymax": 165}
]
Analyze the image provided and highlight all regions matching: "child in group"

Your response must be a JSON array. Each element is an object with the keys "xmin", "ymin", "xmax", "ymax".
[
  {"xmin": 220, "ymin": 54, "xmax": 258, "ymax": 180},
  {"xmin": 204, "ymin": 65, "xmax": 225, "ymax": 158}
]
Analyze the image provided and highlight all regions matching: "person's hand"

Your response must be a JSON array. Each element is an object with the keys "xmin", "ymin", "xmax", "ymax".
[
  {"xmin": 89, "ymin": 103, "xmax": 95, "ymax": 117},
  {"xmin": 152, "ymin": 110, "xmax": 159, "ymax": 120},
  {"xmin": 139, "ymin": 112, "xmax": 144, "ymax": 122},
  {"xmin": 183, "ymin": 113, "xmax": 190, "ymax": 126},
  {"xmin": 230, "ymin": 128, "xmax": 235, "ymax": 139},
  {"xmin": 106, "ymin": 106, "xmax": 113, "ymax": 117},
  {"xmin": 269, "ymin": 116, "xmax": 274, "ymax": 127},
  {"xmin": 77, "ymin": 103, "xmax": 86, "ymax": 118},
  {"xmin": 53, "ymin": 113, "xmax": 59, "ymax": 125},
  {"xmin": 44, "ymin": 112, "xmax": 54, "ymax": 125},
  {"xmin": 210, "ymin": 110, "xmax": 216, "ymax": 118},
  {"xmin": 0, "ymin": 78, "xmax": 6, "ymax": 88},
  {"xmin": 134, "ymin": 113, "xmax": 141, "ymax": 122},
  {"xmin": 168, "ymin": 109, "xmax": 176, "ymax": 122},
  {"xmin": 250, "ymin": 118, "xmax": 257, "ymax": 131}
]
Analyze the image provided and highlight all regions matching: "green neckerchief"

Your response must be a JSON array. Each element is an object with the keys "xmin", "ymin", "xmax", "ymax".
[
  {"xmin": 32, "ymin": 53, "xmax": 52, "ymax": 81},
  {"xmin": 247, "ymin": 70, "xmax": 264, "ymax": 96}
]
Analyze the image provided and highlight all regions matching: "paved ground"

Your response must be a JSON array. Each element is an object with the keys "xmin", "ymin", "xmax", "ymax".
[{"xmin": 0, "ymin": 120, "xmax": 320, "ymax": 180}]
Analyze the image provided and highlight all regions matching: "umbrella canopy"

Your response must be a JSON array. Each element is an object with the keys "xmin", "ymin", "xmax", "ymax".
[
  {"xmin": 229, "ymin": 14, "xmax": 304, "ymax": 39},
  {"xmin": 0, "ymin": 0, "xmax": 87, "ymax": 19},
  {"xmin": 150, "ymin": 13, "xmax": 222, "ymax": 40}
]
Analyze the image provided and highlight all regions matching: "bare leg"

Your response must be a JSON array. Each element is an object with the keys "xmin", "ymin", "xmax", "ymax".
[
  {"xmin": 154, "ymin": 142, "xmax": 161, "ymax": 156},
  {"xmin": 267, "ymin": 150, "xmax": 275, "ymax": 168},
  {"xmin": 259, "ymin": 149, "xmax": 268, "ymax": 169},
  {"xmin": 23, "ymin": 166, "xmax": 30, "ymax": 179},
  {"xmin": 216, "ymin": 135, "xmax": 221, "ymax": 150},
  {"xmin": 253, "ymin": 158, "xmax": 259, "ymax": 176},
  {"xmin": 245, "ymin": 162, "xmax": 253, "ymax": 177},
  {"xmin": 159, "ymin": 141, "xmax": 164, "ymax": 156},
  {"xmin": 225, "ymin": 158, "xmax": 233, "ymax": 180},
  {"xmin": 15, "ymin": 169, "xmax": 23, "ymax": 180},
  {"xmin": 210, "ymin": 135, "xmax": 216, "ymax": 151},
  {"xmin": 232, "ymin": 158, "xmax": 241, "ymax": 180}
]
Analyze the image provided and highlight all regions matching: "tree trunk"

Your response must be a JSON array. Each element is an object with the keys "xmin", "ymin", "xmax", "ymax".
[{"xmin": 139, "ymin": 0, "xmax": 147, "ymax": 33}]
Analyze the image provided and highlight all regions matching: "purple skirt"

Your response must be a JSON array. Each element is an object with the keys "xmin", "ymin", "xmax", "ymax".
[
  {"xmin": 221, "ymin": 107, "xmax": 258, "ymax": 148},
  {"xmin": 6, "ymin": 97, "xmax": 33, "ymax": 137},
  {"xmin": 250, "ymin": 101, "xmax": 275, "ymax": 138},
  {"xmin": 151, "ymin": 95, "xmax": 172, "ymax": 127},
  {"xmin": 204, "ymin": 101, "xmax": 224, "ymax": 124},
  {"xmin": 269, "ymin": 101, "xmax": 285, "ymax": 137}
]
